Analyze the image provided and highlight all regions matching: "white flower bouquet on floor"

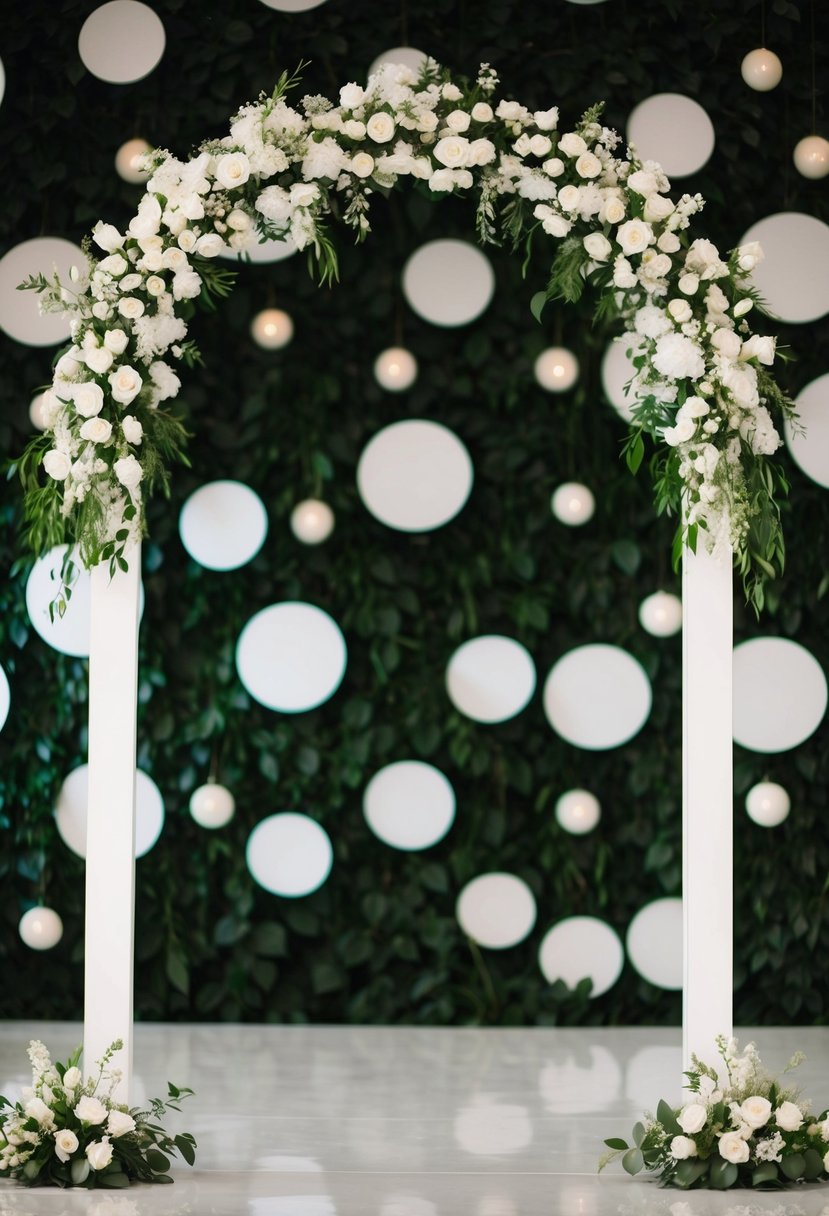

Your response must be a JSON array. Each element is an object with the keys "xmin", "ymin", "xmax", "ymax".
[
  {"xmin": 601, "ymin": 1037, "xmax": 829, "ymax": 1190},
  {"xmin": 0, "ymin": 1039, "xmax": 195, "ymax": 1188}
]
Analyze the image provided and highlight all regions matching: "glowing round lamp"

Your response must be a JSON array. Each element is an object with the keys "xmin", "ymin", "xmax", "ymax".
[
  {"xmin": 745, "ymin": 781, "xmax": 790, "ymax": 828},
  {"xmin": 551, "ymin": 482, "xmax": 595, "ymax": 526},
  {"xmin": 555, "ymin": 789, "xmax": 601, "ymax": 835},
  {"xmin": 19, "ymin": 906, "xmax": 64, "ymax": 951},
  {"xmin": 639, "ymin": 591, "xmax": 682, "ymax": 637},
  {"xmin": 741, "ymin": 48, "xmax": 783, "ymax": 91},
  {"xmin": 794, "ymin": 135, "xmax": 829, "ymax": 180},
  {"xmin": 534, "ymin": 346, "xmax": 579, "ymax": 392},
  {"xmin": 190, "ymin": 783, "xmax": 235, "ymax": 829},
  {"xmin": 290, "ymin": 499, "xmax": 335, "ymax": 544},
  {"xmin": 374, "ymin": 346, "xmax": 418, "ymax": 392},
  {"xmin": 251, "ymin": 308, "xmax": 294, "ymax": 349},
  {"xmin": 29, "ymin": 393, "xmax": 51, "ymax": 430},
  {"xmin": 115, "ymin": 138, "xmax": 151, "ymax": 182}
]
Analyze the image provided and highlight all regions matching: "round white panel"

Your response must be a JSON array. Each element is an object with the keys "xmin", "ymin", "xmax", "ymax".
[
  {"xmin": 601, "ymin": 338, "xmax": 641, "ymax": 422},
  {"xmin": 626, "ymin": 897, "xmax": 683, "ymax": 989},
  {"xmin": 741, "ymin": 213, "xmax": 829, "ymax": 324},
  {"xmin": 259, "ymin": 0, "xmax": 327, "ymax": 9},
  {"xmin": 236, "ymin": 602, "xmax": 347, "ymax": 713},
  {"xmin": 0, "ymin": 238, "xmax": 86, "ymax": 346},
  {"xmin": 456, "ymin": 873, "xmax": 537, "ymax": 950},
  {"xmin": 363, "ymin": 761, "xmax": 455, "ymax": 851},
  {"xmin": 0, "ymin": 665, "xmax": 9, "ymax": 732},
  {"xmin": 179, "ymin": 480, "xmax": 268, "ymax": 571},
  {"xmin": 19, "ymin": 907, "xmax": 63, "ymax": 951},
  {"xmin": 221, "ymin": 235, "xmax": 298, "ymax": 264},
  {"xmin": 538, "ymin": 1045, "xmax": 622, "ymax": 1114},
  {"xmin": 453, "ymin": 1099, "xmax": 533, "ymax": 1156},
  {"xmin": 627, "ymin": 94, "xmax": 715, "ymax": 178},
  {"xmin": 26, "ymin": 544, "xmax": 145, "ymax": 658},
  {"xmin": 246, "ymin": 813, "xmax": 333, "ymax": 897},
  {"xmin": 368, "ymin": 47, "xmax": 428, "ymax": 78},
  {"xmin": 0, "ymin": 57, "xmax": 5, "ymax": 106},
  {"xmin": 538, "ymin": 917, "xmax": 623, "ymax": 997},
  {"xmin": 402, "ymin": 240, "xmax": 494, "ymax": 327},
  {"xmin": 446, "ymin": 635, "xmax": 536, "ymax": 724},
  {"xmin": 357, "ymin": 419, "xmax": 473, "ymax": 532},
  {"xmin": 78, "ymin": 1, "xmax": 165, "ymax": 84},
  {"xmin": 733, "ymin": 637, "xmax": 827, "ymax": 752},
  {"xmin": 55, "ymin": 764, "xmax": 164, "ymax": 859},
  {"xmin": 786, "ymin": 373, "xmax": 829, "ymax": 488},
  {"xmin": 746, "ymin": 781, "xmax": 791, "ymax": 828},
  {"xmin": 543, "ymin": 644, "xmax": 652, "ymax": 750}
]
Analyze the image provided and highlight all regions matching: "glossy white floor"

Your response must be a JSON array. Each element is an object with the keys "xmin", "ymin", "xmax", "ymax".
[{"xmin": 1, "ymin": 1023, "xmax": 829, "ymax": 1216}]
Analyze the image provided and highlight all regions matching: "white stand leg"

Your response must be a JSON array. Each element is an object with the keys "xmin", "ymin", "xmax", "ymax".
[
  {"xmin": 83, "ymin": 547, "xmax": 141, "ymax": 1104},
  {"xmin": 682, "ymin": 542, "xmax": 733, "ymax": 1072}
]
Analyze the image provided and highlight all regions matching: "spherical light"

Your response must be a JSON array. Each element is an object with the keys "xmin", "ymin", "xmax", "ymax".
[
  {"xmin": 741, "ymin": 47, "xmax": 782, "ymax": 91},
  {"xmin": 745, "ymin": 781, "xmax": 791, "ymax": 828},
  {"xmin": 29, "ymin": 392, "xmax": 51, "ymax": 430},
  {"xmin": 534, "ymin": 346, "xmax": 579, "ymax": 392},
  {"xmin": 190, "ymin": 783, "xmax": 235, "ymax": 829},
  {"xmin": 794, "ymin": 135, "xmax": 829, "ymax": 180},
  {"xmin": 251, "ymin": 308, "xmax": 294, "ymax": 350},
  {"xmin": 551, "ymin": 482, "xmax": 595, "ymax": 526},
  {"xmin": 374, "ymin": 346, "xmax": 418, "ymax": 392},
  {"xmin": 19, "ymin": 906, "xmax": 63, "ymax": 950},
  {"xmin": 290, "ymin": 499, "xmax": 335, "ymax": 545},
  {"xmin": 115, "ymin": 137, "xmax": 151, "ymax": 182},
  {"xmin": 638, "ymin": 591, "xmax": 683, "ymax": 637},
  {"xmin": 555, "ymin": 789, "xmax": 601, "ymax": 835}
]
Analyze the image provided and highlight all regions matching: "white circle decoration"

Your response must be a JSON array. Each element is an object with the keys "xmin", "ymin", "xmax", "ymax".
[
  {"xmin": 741, "ymin": 47, "xmax": 783, "ymax": 91},
  {"xmin": 0, "ymin": 665, "xmax": 9, "ymax": 734},
  {"xmin": 29, "ymin": 393, "xmax": 51, "ymax": 431},
  {"xmin": 601, "ymin": 337, "xmax": 643, "ymax": 422},
  {"xmin": 0, "ymin": 238, "xmax": 86, "ymax": 346},
  {"xmin": 544, "ymin": 644, "xmax": 652, "ymax": 750},
  {"xmin": 0, "ymin": 57, "xmax": 5, "ymax": 107},
  {"xmin": 402, "ymin": 239, "xmax": 495, "ymax": 327},
  {"xmin": 368, "ymin": 47, "xmax": 428, "ymax": 78},
  {"xmin": 78, "ymin": 1, "xmax": 165, "ymax": 84},
  {"xmin": 740, "ymin": 212, "xmax": 829, "ymax": 324},
  {"xmin": 627, "ymin": 94, "xmax": 715, "ymax": 178},
  {"xmin": 357, "ymin": 419, "xmax": 473, "ymax": 532},
  {"xmin": 639, "ymin": 591, "xmax": 683, "ymax": 637},
  {"xmin": 259, "ymin": 0, "xmax": 328, "ymax": 10},
  {"xmin": 733, "ymin": 637, "xmax": 827, "ymax": 753},
  {"xmin": 251, "ymin": 308, "xmax": 294, "ymax": 349},
  {"xmin": 794, "ymin": 135, "xmax": 829, "ymax": 180},
  {"xmin": 746, "ymin": 781, "xmax": 791, "ymax": 828},
  {"xmin": 555, "ymin": 789, "xmax": 601, "ymax": 835},
  {"xmin": 19, "ymin": 907, "xmax": 64, "ymax": 951},
  {"xmin": 115, "ymin": 138, "xmax": 151, "ymax": 183},
  {"xmin": 179, "ymin": 480, "xmax": 268, "ymax": 571},
  {"xmin": 534, "ymin": 347, "xmax": 579, "ymax": 393},
  {"xmin": 456, "ymin": 873, "xmax": 537, "ymax": 949},
  {"xmin": 538, "ymin": 917, "xmax": 623, "ymax": 997},
  {"xmin": 190, "ymin": 783, "xmax": 236, "ymax": 829},
  {"xmin": 26, "ymin": 544, "xmax": 145, "ymax": 658},
  {"xmin": 55, "ymin": 764, "xmax": 165, "ymax": 859},
  {"xmin": 236, "ymin": 601, "xmax": 347, "ymax": 713},
  {"xmin": 374, "ymin": 346, "xmax": 418, "ymax": 392},
  {"xmin": 626, "ymin": 897, "xmax": 683, "ymax": 989},
  {"xmin": 363, "ymin": 761, "xmax": 456, "ymax": 851},
  {"xmin": 246, "ymin": 812, "xmax": 333, "ymax": 897},
  {"xmin": 785, "ymin": 374, "xmax": 829, "ymax": 488},
  {"xmin": 290, "ymin": 499, "xmax": 335, "ymax": 545},
  {"xmin": 446, "ymin": 635, "xmax": 536, "ymax": 724},
  {"xmin": 550, "ymin": 482, "xmax": 595, "ymax": 526}
]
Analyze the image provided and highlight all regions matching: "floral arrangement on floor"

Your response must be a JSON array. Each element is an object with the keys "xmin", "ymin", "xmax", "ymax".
[
  {"xmin": 0, "ymin": 1039, "xmax": 196, "ymax": 1188},
  {"xmin": 601, "ymin": 1036, "xmax": 829, "ymax": 1190},
  {"xmin": 14, "ymin": 58, "xmax": 795, "ymax": 611}
]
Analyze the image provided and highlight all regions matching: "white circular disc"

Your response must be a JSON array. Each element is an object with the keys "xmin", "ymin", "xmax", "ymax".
[
  {"xmin": 402, "ymin": 240, "xmax": 495, "ymax": 327},
  {"xmin": 0, "ymin": 57, "xmax": 5, "ymax": 106},
  {"xmin": 456, "ymin": 873, "xmax": 537, "ymax": 949},
  {"xmin": 733, "ymin": 637, "xmax": 827, "ymax": 752},
  {"xmin": 190, "ymin": 783, "xmax": 235, "ymax": 830},
  {"xmin": 0, "ymin": 238, "xmax": 86, "ymax": 346},
  {"xmin": 601, "ymin": 337, "xmax": 642, "ymax": 422},
  {"xmin": 357, "ymin": 419, "xmax": 473, "ymax": 532},
  {"xmin": 446, "ymin": 635, "xmax": 536, "ymax": 724},
  {"xmin": 0, "ymin": 665, "xmax": 9, "ymax": 733},
  {"xmin": 368, "ymin": 47, "xmax": 429, "ymax": 78},
  {"xmin": 786, "ymin": 373, "xmax": 829, "ymax": 488},
  {"xmin": 236, "ymin": 601, "xmax": 347, "ymax": 713},
  {"xmin": 555, "ymin": 789, "xmax": 601, "ymax": 835},
  {"xmin": 453, "ymin": 1099, "xmax": 533, "ymax": 1156},
  {"xmin": 179, "ymin": 480, "xmax": 268, "ymax": 571},
  {"xmin": 246, "ymin": 812, "xmax": 333, "ymax": 897},
  {"xmin": 538, "ymin": 917, "xmax": 623, "ymax": 997},
  {"xmin": 741, "ymin": 213, "xmax": 829, "ymax": 324},
  {"xmin": 26, "ymin": 545, "xmax": 145, "ymax": 658},
  {"xmin": 19, "ymin": 907, "xmax": 63, "ymax": 951},
  {"xmin": 258, "ymin": 0, "xmax": 327, "ymax": 9},
  {"xmin": 363, "ymin": 761, "xmax": 456, "ymax": 851},
  {"xmin": 626, "ymin": 897, "xmax": 683, "ymax": 989},
  {"xmin": 746, "ymin": 781, "xmax": 791, "ymax": 828},
  {"xmin": 78, "ymin": 1, "xmax": 165, "ymax": 84},
  {"xmin": 543, "ymin": 644, "xmax": 652, "ymax": 750},
  {"xmin": 627, "ymin": 94, "xmax": 715, "ymax": 178},
  {"xmin": 221, "ymin": 235, "xmax": 298, "ymax": 264},
  {"xmin": 639, "ymin": 591, "xmax": 683, "ymax": 638},
  {"xmin": 55, "ymin": 764, "xmax": 164, "ymax": 859}
]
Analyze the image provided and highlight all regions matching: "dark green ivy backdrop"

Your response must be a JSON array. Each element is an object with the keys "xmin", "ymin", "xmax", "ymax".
[{"xmin": 1, "ymin": 0, "xmax": 828, "ymax": 1026}]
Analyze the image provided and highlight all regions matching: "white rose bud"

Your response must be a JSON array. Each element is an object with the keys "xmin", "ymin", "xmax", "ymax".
[
  {"xmin": 109, "ymin": 365, "xmax": 143, "ymax": 405},
  {"xmin": 445, "ymin": 109, "xmax": 471, "ymax": 132},
  {"xmin": 114, "ymin": 454, "xmax": 144, "ymax": 489},
  {"xmin": 55, "ymin": 352, "xmax": 81, "ymax": 379},
  {"xmin": 74, "ymin": 1095, "xmax": 108, "ymax": 1125},
  {"xmin": 558, "ymin": 131, "xmax": 587, "ymax": 157},
  {"xmin": 71, "ymin": 382, "xmax": 105, "ymax": 418},
  {"xmin": 775, "ymin": 1101, "xmax": 803, "ymax": 1133},
  {"xmin": 670, "ymin": 1135, "xmax": 698, "ymax": 1160},
  {"xmin": 533, "ymin": 107, "xmax": 559, "ymax": 130},
  {"xmin": 342, "ymin": 119, "xmax": 366, "ymax": 139},
  {"xmin": 737, "ymin": 241, "xmax": 764, "ymax": 272},
  {"xmin": 417, "ymin": 111, "xmax": 439, "ymax": 133},
  {"xmin": 85, "ymin": 1138, "xmax": 114, "ymax": 1171},
  {"xmin": 542, "ymin": 157, "xmax": 565, "ymax": 178},
  {"xmin": 366, "ymin": 111, "xmax": 395, "ymax": 143},
  {"xmin": 583, "ymin": 232, "xmax": 612, "ymax": 261},
  {"xmin": 62, "ymin": 1067, "xmax": 82, "ymax": 1090},
  {"xmin": 677, "ymin": 1103, "xmax": 707, "ymax": 1135},
  {"xmin": 679, "ymin": 273, "xmax": 700, "ymax": 295},
  {"xmin": 177, "ymin": 228, "xmax": 198, "ymax": 252},
  {"xmin": 557, "ymin": 184, "xmax": 581, "ymax": 212},
  {"xmin": 92, "ymin": 222, "xmax": 124, "ymax": 253},
  {"xmin": 121, "ymin": 415, "xmax": 143, "ymax": 445},
  {"xmin": 643, "ymin": 194, "xmax": 675, "ymax": 223},
  {"xmin": 711, "ymin": 328, "xmax": 742, "ymax": 360},
  {"xmin": 350, "ymin": 152, "xmax": 375, "ymax": 178},
  {"xmin": 43, "ymin": 450, "xmax": 72, "ymax": 480},
  {"xmin": 91, "ymin": 301, "xmax": 112, "ymax": 320},
  {"xmin": 575, "ymin": 151, "xmax": 602, "ymax": 178},
  {"xmin": 226, "ymin": 209, "xmax": 251, "ymax": 232},
  {"xmin": 718, "ymin": 1131, "xmax": 750, "ymax": 1164},
  {"xmin": 471, "ymin": 102, "xmax": 493, "ymax": 122},
  {"xmin": 54, "ymin": 1129, "xmax": 79, "ymax": 1163},
  {"xmin": 529, "ymin": 134, "xmax": 552, "ymax": 157},
  {"xmin": 162, "ymin": 246, "xmax": 188, "ymax": 271},
  {"xmin": 140, "ymin": 249, "xmax": 165, "ymax": 272},
  {"xmin": 658, "ymin": 231, "xmax": 681, "ymax": 253},
  {"xmin": 339, "ymin": 82, "xmax": 365, "ymax": 109},
  {"xmin": 145, "ymin": 275, "xmax": 167, "ymax": 297},
  {"xmin": 600, "ymin": 195, "xmax": 626, "ymax": 224},
  {"xmin": 106, "ymin": 1109, "xmax": 136, "ymax": 1138},
  {"xmin": 433, "ymin": 136, "xmax": 471, "ymax": 168},
  {"xmin": 734, "ymin": 298, "xmax": 753, "ymax": 317},
  {"xmin": 97, "ymin": 253, "xmax": 128, "ymax": 278},
  {"xmin": 84, "ymin": 346, "xmax": 114, "ymax": 375},
  {"xmin": 119, "ymin": 273, "xmax": 142, "ymax": 292},
  {"xmin": 103, "ymin": 329, "xmax": 129, "ymax": 355},
  {"xmin": 740, "ymin": 334, "xmax": 775, "ymax": 365},
  {"xmin": 118, "ymin": 297, "xmax": 145, "ymax": 320},
  {"xmin": 740, "ymin": 1096, "xmax": 772, "ymax": 1129},
  {"xmin": 80, "ymin": 417, "xmax": 113, "ymax": 444},
  {"xmin": 195, "ymin": 233, "xmax": 225, "ymax": 258},
  {"xmin": 668, "ymin": 299, "xmax": 693, "ymax": 323},
  {"xmin": 215, "ymin": 152, "xmax": 251, "ymax": 189}
]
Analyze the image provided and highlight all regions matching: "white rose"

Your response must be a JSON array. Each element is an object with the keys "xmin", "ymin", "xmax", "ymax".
[
  {"xmin": 44, "ymin": 450, "xmax": 71, "ymax": 480},
  {"xmin": 140, "ymin": 248, "xmax": 165, "ymax": 272},
  {"xmin": 513, "ymin": 133, "xmax": 532, "ymax": 157},
  {"xmin": 643, "ymin": 194, "xmax": 675, "ymax": 223},
  {"xmin": 575, "ymin": 151, "xmax": 602, "ymax": 178},
  {"xmin": 342, "ymin": 119, "xmax": 366, "ymax": 140},
  {"xmin": 84, "ymin": 346, "xmax": 114, "ymax": 375},
  {"xmin": 718, "ymin": 1131, "xmax": 750, "ymax": 1164},
  {"xmin": 177, "ymin": 229, "xmax": 198, "ymax": 252},
  {"xmin": 677, "ymin": 1103, "xmax": 708, "ymax": 1135},
  {"xmin": 441, "ymin": 82, "xmax": 462, "ymax": 100},
  {"xmin": 740, "ymin": 334, "xmax": 775, "ymax": 365},
  {"xmin": 98, "ymin": 253, "xmax": 128, "ymax": 278},
  {"xmin": 529, "ymin": 134, "xmax": 552, "ymax": 157},
  {"xmin": 91, "ymin": 301, "xmax": 112, "ymax": 320},
  {"xmin": 128, "ymin": 194, "xmax": 162, "ymax": 239},
  {"xmin": 227, "ymin": 209, "xmax": 251, "ymax": 232},
  {"xmin": 24, "ymin": 1097, "xmax": 55, "ymax": 1128},
  {"xmin": 737, "ymin": 241, "xmax": 764, "ymax": 272},
  {"xmin": 122, "ymin": 415, "xmax": 143, "ymax": 445},
  {"xmin": 291, "ymin": 182, "xmax": 320, "ymax": 208},
  {"xmin": 75, "ymin": 1095, "xmax": 108, "ymax": 1125},
  {"xmin": 119, "ymin": 273, "xmax": 142, "ymax": 292},
  {"xmin": 195, "ymin": 232, "xmax": 225, "ymax": 258},
  {"xmin": 679, "ymin": 273, "xmax": 699, "ymax": 295},
  {"xmin": 533, "ymin": 106, "xmax": 559, "ymax": 130},
  {"xmin": 71, "ymin": 382, "xmax": 105, "ymax": 417},
  {"xmin": 583, "ymin": 232, "xmax": 612, "ymax": 261},
  {"xmin": 534, "ymin": 205, "xmax": 571, "ymax": 238},
  {"xmin": 615, "ymin": 218, "xmax": 654, "ymax": 256},
  {"xmin": 54, "ymin": 1129, "xmax": 79, "ymax": 1163},
  {"xmin": 775, "ymin": 1102, "xmax": 803, "ymax": 1132},
  {"xmin": 346, "ymin": 151, "xmax": 372, "ymax": 178},
  {"xmin": 628, "ymin": 168, "xmax": 660, "ymax": 196},
  {"xmin": 557, "ymin": 184, "xmax": 581, "ymax": 212},
  {"xmin": 558, "ymin": 132, "xmax": 586, "ymax": 157},
  {"xmin": 80, "ymin": 417, "xmax": 113, "ymax": 444},
  {"xmin": 600, "ymin": 194, "xmax": 626, "ymax": 224},
  {"xmin": 62, "ymin": 1067, "xmax": 82, "ymax": 1090},
  {"xmin": 85, "ymin": 1138, "xmax": 114, "ymax": 1171},
  {"xmin": 162, "ymin": 246, "xmax": 188, "ymax": 272},
  {"xmin": 145, "ymin": 274, "xmax": 167, "ymax": 297},
  {"xmin": 542, "ymin": 157, "xmax": 565, "ymax": 178},
  {"xmin": 109, "ymin": 365, "xmax": 143, "ymax": 405},
  {"xmin": 339, "ymin": 82, "xmax": 365, "ymax": 109},
  {"xmin": 106, "ymin": 1109, "xmax": 136, "ymax": 1138},
  {"xmin": 103, "ymin": 329, "xmax": 129, "ymax": 355},
  {"xmin": 468, "ymin": 139, "xmax": 496, "ymax": 166},
  {"xmin": 670, "ymin": 1135, "xmax": 698, "ymax": 1160},
  {"xmin": 658, "ymin": 231, "xmax": 681, "ymax": 253},
  {"xmin": 684, "ymin": 395, "xmax": 710, "ymax": 418},
  {"xmin": 740, "ymin": 1096, "xmax": 772, "ymax": 1129},
  {"xmin": 496, "ymin": 99, "xmax": 523, "ymax": 121},
  {"xmin": 445, "ymin": 109, "xmax": 471, "ymax": 132},
  {"xmin": 118, "ymin": 297, "xmax": 145, "ymax": 321},
  {"xmin": 668, "ymin": 299, "xmax": 693, "ymax": 323},
  {"xmin": 433, "ymin": 135, "xmax": 471, "ymax": 168},
  {"xmin": 366, "ymin": 112, "xmax": 395, "ymax": 143},
  {"xmin": 215, "ymin": 152, "xmax": 251, "ymax": 189},
  {"xmin": 92, "ymin": 222, "xmax": 124, "ymax": 253},
  {"xmin": 114, "ymin": 455, "xmax": 143, "ymax": 489},
  {"xmin": 711, "ymin": 328, "xmax": 742, "ymax": 360},
  {"xmin": 471, "ymin": 102, "xmax": 493, "ymax": 122},
  {"xmin": 417, "ymin": 111, "xmax": 439, "ymax": 133},
  {"xmin": 734, "ymin": 298, "xmax": 753, "ymax": 317}
]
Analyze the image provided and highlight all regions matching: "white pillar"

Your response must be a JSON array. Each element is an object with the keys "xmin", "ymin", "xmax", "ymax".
[
  {"xmin": 84, "ymin": 547, "xmax": 141, "ymax": 1103},
  {"xmin": 682, "ymin": 542, "xmax": 733, "ymax": 1072}
]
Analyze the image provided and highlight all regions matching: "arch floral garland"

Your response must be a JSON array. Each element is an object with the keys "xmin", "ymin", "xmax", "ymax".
[{"xmin": 18, "ymin": 60, "xmax": 794, "ymax": 612}]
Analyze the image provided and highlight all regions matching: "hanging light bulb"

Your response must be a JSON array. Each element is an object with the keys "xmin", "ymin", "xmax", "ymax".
[
  {"xmin": 793, "ymin": 135, "xmax": 829, "ymax": 179},
  {"xmin": 19, "ymin": 906, "xmax": 64, "ymax": 950},
  {"xmin": 251, "ymin": 308, "xmax": 294, "ymax": 350},
  {"xmin": 534, "ymin": 346, "xmax": 579, "ymax": 392},
  {"xmin": 115, "ymin": 138, "xmax": 152, "ymax": 183},
  {"xmin": 639, "ymin": 591, "xmax": 683, "ymax": 637},
  {"xmin": 290, "ymin": 498, "xmax": 335, "ymax": 544},
  {"xmin": 740, "ymin": 48, "xmax": 783, "ymax": 91},
  {"xmin": 190, "ymin": 783, "xmax": 235, "ymax": 829},
  {"xmin": 551, "ymin": 482, "xmax": 595, "ymax": 526},
  {"xmin": 373, "ymin": 346, "xmax": 418, "ymax": 391},
  {"xmin": 555, "ymin": 789, "xmax": 601, "ymax": 834},
  {"xmin": 745, "ymin": 782, "xmax": 790, "ymax": 827}
]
